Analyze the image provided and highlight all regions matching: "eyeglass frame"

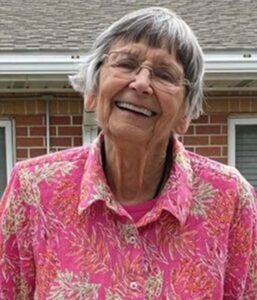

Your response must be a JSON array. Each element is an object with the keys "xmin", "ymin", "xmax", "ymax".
[{"xmin": 101, "ymin": 51, "xmax": 192, "ymax": 94}]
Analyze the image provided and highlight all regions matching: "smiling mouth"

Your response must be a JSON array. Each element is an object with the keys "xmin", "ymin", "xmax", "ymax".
[{"xmin": 115, "ymin": 101, "xmax": 156, "ymax": 117}]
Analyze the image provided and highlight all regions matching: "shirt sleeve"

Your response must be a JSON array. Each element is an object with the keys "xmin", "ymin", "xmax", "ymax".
[
  {"xmin": 224, "ymin": 178, "xmax": 257, "ymax": 299},
  {"xmin": 0, "ymin": 165, "xmax": 35, "ymax": 300},
  {"xmin": 244, "ymin": 186, "xmax": 257, "ymax": 298}
]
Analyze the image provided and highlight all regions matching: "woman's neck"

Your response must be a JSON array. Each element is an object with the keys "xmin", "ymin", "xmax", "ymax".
[{"xmin": 102, "ymin": 135, "xmax": 171, "ymax": 205}]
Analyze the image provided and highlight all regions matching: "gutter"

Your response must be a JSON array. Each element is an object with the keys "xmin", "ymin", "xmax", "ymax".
[
  {"xmin": 0, "ymin": 50, "xmax": 257, "ymax": 75},
  {"xmin": 205, "ymin": 50, "xmax": 257, "ymax": 74},
  {"xmin": 0, "ymin": 51, "xmax": 85, "ymax": 75}
]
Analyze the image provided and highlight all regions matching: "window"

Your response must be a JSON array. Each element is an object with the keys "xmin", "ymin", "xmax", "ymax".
[
  {"xmin": 0, "ymin": 120, "xmax": 14, "ymax": 198},
  {"xmin": 83, "ymin": 111, "xmax": 98, "ymax": 144},
  {"xmin": 228, "ymin": 117, "xmax": 257, "ymax": 191}
]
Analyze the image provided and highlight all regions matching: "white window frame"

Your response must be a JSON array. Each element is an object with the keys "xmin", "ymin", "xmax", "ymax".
[
  {"xmin": 83, "ymin": 111, "xmax": 98, "ymax": 144},
  {"xmin": 228, "ymin": 116, "xmax": 257, "ymax": 166},
  {"xmin": 0, "ymin": 119, "xmax": 14, "ymax": 182}
]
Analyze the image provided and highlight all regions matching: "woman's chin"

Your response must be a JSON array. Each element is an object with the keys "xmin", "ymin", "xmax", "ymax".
[{"xmin": 106, "ymin": 122, "xmax": 153, "ymax": 144}]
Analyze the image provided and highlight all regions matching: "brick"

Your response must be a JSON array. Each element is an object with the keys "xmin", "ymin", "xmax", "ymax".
[
  {"xmin": 51, "ymin": 147, "xmax": 68, "ymax": 152},
  {"xmin": 57, "ymin": 101, "xmax": 70, "ymax": 114},
  {"xmin": 192, "ymin": 115, "xmax": 209, "ymax": 124},
  {"xmin": 14, "ymin": 101, "xmax": 26, "ymax": 114},
  {"xmin": 26, "ymin": 101, "xmax": 37, "ymax": 114},
  {"xmin": 186, "ymin": 125, "xmax": 195, "ymax": 135},
  {"xmin": 210, "ymin": 135, "xmax": 227, "ymax": 145},
  {"xmin": 73, "ymin": 137, "xmax": 83, "ymax": 146},
  {"xmin": 50, "ymin": 126, "xmax": 57, "ymax": 136},
  {"xmin": 30, "ymin": 148, "xmax": 47, "ymax": 157},
  {"xmin": 240, "ymin": 99, "xmax": 251, "ymax": 112},
  {"xmin": 72, "ymin": 116, "xmax": 83, "ymax": 125},
  {"xmin": 195, "ymin": 147, "xmax": 221, "ymax": 157},
  {"xmin": 184, "ymin": 135, "xmax": 209, "ymax": 145},
  {"xmin": 229, "ymin": 100, "xmax": 240, "ymax": 112},
  {"xmin": 30, "ymin": 127, "xmax": 46, "ymax": 136},
  {"xmin": 36, "ymin": 101, "xmax": 46, "ymax": 113},
  {"xmin": 16, "ymin": 115, "xmax": 44, "ymax": 126},
  {"xmin": 69, "ymin": 101, "xmax": 83, "ymax": 114},
  {"xmin": 222, "ymin": 125, "xmax": 228, "ymax": 134},
  {"xmin": 3, "ymin": 101, "xmax": 16, "ymax": 114},
  {"xmin": 58, "ymin": 126, "xmax": 82, "ymax": 136},
  {"xmin": 16, "ymin": 127, "xmax": 28, "ymax": 136},
  {"xmin": 210, "ymin": 114, "xmax": 227, "ymax": 124},
  {"xmin": 16, "ymin": 148, "xmax": 28, "ymax": 159},
  {"xmin": 195, "ymin": 125, "xmax": 221, "ymax": 134},
  {"xmin": 50, "ymin": 116, "xmax": 71, "ymax": 125},
  {"xmin": 206, "ymin": 99, "xmax": 229, "ymax": 113},
  {"xmin": 222, "ymin": 146, "xmax": 228, "ymax": 156},
  {"xmin": 50, "ymin": 101, "xmax": 59, "ymax": 114},
  {"xmin": 0, "ymin": 102, "xmax": 4, "ymax": 114},
  {"xmin": 50, "ymin": 137, "xmax": 72, "ymax": 147},
  {"xmin": 251, "ymin": 100, "xmax": 257, "ymax": 111},
  {"xmin": 16, "ymin": 137, "xmax": 44, "ymax": 147}
]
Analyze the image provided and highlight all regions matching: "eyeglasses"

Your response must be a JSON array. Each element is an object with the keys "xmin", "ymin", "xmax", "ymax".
[{"xmin": 102, "ymin": 51, "xmax": 191, "ymax": 94}]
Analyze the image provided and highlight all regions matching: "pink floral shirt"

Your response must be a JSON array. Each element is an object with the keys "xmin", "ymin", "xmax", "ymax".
[{"xmin": 0, "ymin": 135, "xmax": 257, "ymax": 299}]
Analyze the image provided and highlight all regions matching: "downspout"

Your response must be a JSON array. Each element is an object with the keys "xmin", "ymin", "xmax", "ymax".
[{"xmin": 42, "ymin": 95, "xmax": 53, "ymax": 154}]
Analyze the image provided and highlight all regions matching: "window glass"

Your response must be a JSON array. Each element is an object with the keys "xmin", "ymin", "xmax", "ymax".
[
  {"xmin": 236, "ymin": 124, "xmax": 257, "ymax": 191},
  {"xmin": 0, "ymin": 127, "xmax": 7, "ymax": 197},
  {"xmin": 0, "ymin": 120, "xmax": 13, "ymax": 198}
]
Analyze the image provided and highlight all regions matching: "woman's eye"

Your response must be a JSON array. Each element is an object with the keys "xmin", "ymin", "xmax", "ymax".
[
  {"xmin": 115, "ymin": 59, "xmax": 138, "ymax": 70},
  {"xmin": 155, "ymin": 69, "xmax": 177, "ymax": 83}
]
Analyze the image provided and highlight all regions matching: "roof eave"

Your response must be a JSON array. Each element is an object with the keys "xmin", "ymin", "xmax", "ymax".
[{"xmin": 1, "ymin": 50, "xmax": 257, "ymax": 75}]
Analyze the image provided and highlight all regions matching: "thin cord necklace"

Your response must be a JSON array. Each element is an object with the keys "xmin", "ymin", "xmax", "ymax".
[
  {"xmin": 101, "ymin": 138, "xmax": 173, "ymax": 199},
  {"xmin": 153, "ymin": 138, "xmax": 173, "ymax": 198}
]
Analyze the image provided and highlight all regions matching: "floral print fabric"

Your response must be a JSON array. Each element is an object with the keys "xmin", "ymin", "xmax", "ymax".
[{"xmin": 0, "ymin": 134, "xmax": 257, "ymax": 299}]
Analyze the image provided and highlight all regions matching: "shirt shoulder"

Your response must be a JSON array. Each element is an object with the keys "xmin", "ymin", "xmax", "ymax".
[
  {"xmin": 186, "ymin": 149, "xmax": 244, "ymax": 184},
  {"xmin": 14, "ymin": 145, "xmax": 91, "ymax": 173},
  {"xmin": 185, "ymin": 149, "xmax": 256, "ymax": 207}
]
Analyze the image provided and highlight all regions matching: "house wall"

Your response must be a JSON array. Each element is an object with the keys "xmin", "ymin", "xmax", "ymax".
[
  {"xmin": 181, "ymin": 97, "xmax": 257, "ymax": 164},
  {"xmin": 1, "ymin": 95, "xmax": 257, "ymax": 163},
  {"xmin": 0, "ymin": 97, "xmax": 83, "ymax": 161}
]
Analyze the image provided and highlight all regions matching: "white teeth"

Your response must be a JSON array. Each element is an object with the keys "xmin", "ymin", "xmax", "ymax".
[{"xmin": 116, "ymin": 101, "xmax": 154, "ymax": 117}]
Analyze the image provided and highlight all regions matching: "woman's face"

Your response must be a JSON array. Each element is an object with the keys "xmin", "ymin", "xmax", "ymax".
[{"xmin": 90, "ymin": 40, "xmax": 189, "ymax": 145}]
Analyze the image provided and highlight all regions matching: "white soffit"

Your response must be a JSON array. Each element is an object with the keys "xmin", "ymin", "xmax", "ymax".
[
  {"xmin": 205, "ymin": 50, "xmax": 257, "ymax": 75},
  {"xmin": 0, "ymin": 51, "xmax": 85, "ymax": 75},
  {"xmin": 1, "ymin": 50, "xmax": 257, "ymax": 93},
  {"xmin": 0, "ymin": 50, "xmax": 257, "ymax": 75}
]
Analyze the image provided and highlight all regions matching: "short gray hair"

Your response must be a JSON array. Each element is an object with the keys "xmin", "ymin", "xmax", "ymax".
[{"xmin": 70, "ymin": 7, "xmax": 205, "ymax": 119}]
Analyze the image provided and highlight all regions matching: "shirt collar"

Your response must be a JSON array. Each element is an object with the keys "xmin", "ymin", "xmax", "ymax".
[
  {"xmin": 157, "ymin": 138, "xmax": 193, "ymax": 226},
  {"xmin": 79, "ymin": 134, "xmax": 124, "ymax": 215},
  {"xmin": 79, "ymin": 134, "xmax": 193, "ymax": 226}
]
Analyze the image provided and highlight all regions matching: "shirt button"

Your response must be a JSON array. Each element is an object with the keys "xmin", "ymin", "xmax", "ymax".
[
  {"xmin": 128, "ymin": 235, "xmax": 136, "ymax": 244},
  {"xmin": 130, "ymin": 281, "xmax": 138, "ymax": 290}
]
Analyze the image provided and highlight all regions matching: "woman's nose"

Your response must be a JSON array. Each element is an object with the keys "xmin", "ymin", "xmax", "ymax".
[{"xmin": 128, "ymin": 68, "xmax": 153, "ymax": 96}]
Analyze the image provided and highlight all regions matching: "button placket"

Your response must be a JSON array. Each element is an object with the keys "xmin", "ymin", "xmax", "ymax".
[{"xmin": 119, "ymin": 222, "xmax": 139, "ymax": 245}]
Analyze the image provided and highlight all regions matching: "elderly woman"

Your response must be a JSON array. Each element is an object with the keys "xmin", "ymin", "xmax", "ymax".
[{"xmin": 1, "ymin": 7, "xmax": 257, "ymax": 300}]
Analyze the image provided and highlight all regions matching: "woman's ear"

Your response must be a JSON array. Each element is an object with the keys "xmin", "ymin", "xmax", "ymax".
[
  {"xmin": 84, "ymin": 92, "xmax": 97, "ymax": 111},
  {"xmin": 175, "ymin": 116, "xmax": 191, "ymax": 135}
]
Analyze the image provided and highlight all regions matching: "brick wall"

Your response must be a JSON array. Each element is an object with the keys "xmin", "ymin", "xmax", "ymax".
[
  {"xmin": 0, "ymin": 97, "xmax": 83, "ymax": 161},
  {"xmin": 1, "ymin": 95, "xmax": 257, "ymax": 164},
  {"xmin": 181, "ymin": 114, "xmax": 228, "ymax": 164},
  {"xmin": 181, "ymin": 97, "xmax": 257, "ymax": 164}
]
